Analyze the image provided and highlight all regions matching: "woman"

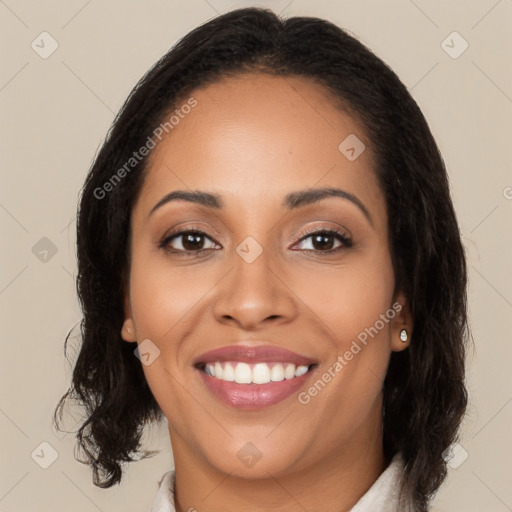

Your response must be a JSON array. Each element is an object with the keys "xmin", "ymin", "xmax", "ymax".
[{"xmin": 54, "ymin": 7, "xmax": 469, "ymax": 511}]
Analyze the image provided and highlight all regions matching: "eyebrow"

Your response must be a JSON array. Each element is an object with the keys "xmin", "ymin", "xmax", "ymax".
[{"xmin": 149, "ymin": 187, "xmax": 373, "ymax": 225}]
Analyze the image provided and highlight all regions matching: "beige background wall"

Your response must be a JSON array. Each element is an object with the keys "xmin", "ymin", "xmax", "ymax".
[{"xmin": 1, "ymin": 0, "xmax": 511, "ymax": 511}]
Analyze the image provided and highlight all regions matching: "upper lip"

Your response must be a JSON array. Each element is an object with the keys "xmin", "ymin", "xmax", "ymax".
[{"xmin": 193, "ymin": 344, "xmax": 317, "ymax": 367}]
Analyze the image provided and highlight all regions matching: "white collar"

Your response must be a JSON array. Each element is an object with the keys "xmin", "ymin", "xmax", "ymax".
[{"xmin": 150, "ymin": 453, "xmax": 404, "ymax": 512}]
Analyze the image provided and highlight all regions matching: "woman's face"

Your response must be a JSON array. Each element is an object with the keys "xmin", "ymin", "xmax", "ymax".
[{"xmin": 122, "ymin": 73, "xmax": 410, "ymax": 479}]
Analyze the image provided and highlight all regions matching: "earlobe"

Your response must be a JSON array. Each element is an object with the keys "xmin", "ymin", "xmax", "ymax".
[
  {"xmin": 121, "ymin": 318, "xmax": 137, "ymax": 342},
  {"xmin": 121, "ymin": 291, "xmax": 137, "ymax": 342},
  {"xmin": 391, "ymin": 291, "xmax": 413, "ymax": 352}
]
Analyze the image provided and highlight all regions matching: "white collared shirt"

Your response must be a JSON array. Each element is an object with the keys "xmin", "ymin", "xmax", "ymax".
[{"xmin": 150, "ymin": 453, "xmax": 408, "ymax": 512}]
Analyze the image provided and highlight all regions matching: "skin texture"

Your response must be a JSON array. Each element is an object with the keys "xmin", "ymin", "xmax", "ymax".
[{"xmin": 121, "ymin": 73, "xmax": 412, "ymax": 512}]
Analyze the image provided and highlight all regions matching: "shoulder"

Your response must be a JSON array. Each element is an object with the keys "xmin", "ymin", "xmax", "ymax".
[
  {"xmin": 150, "ymin": 470, "xmax": 176, "ymax": 512},
  {"xmin": 350, "ymin": 453, "xmax": 405, "ymax": 512}
]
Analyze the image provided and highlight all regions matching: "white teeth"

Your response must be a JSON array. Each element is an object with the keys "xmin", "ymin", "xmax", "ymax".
[
  {"xmin": 270, "ymin": 364, "xmax": 284, "ymax": 382},
  {"xmin": 234, "ymin": 362, "xmax": 252, "ymax": 384},
  {"xmin": 203, "ymin": 361, "xmax": 311, "ymax": 384},
  {"xmin": 295, "ymin": 365, "xmax": 309, "ymax": 377},
  {"xmin": 284, "ymin": 363, "xmax": 296, "ymax": 380},
  {"xmin": 252, "ymin": 363, "xmax": 271, "ymax": 384},
  {"xmin": 222, "ymin": 362, "xmax": 235, "ymax": 381}
]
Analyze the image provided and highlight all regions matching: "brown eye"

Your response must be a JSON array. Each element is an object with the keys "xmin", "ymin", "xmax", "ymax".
[
  {"xmin": 159, "ymin": 230, "xmax": 220, "ymax": 253},
  {"xmin": 181, "ymin": 233, "xmax": 206, "ymax": 251},
  {"xmin": 310, "ymin": 232, "xmax": 335, "ymax": 251},
  {"xmin": 293, "ymin": 229, "xmax": 352, "ymax": 253}
]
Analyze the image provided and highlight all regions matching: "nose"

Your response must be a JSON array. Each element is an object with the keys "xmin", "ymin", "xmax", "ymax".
[{"xmin": 212, "ymin": 247, "xmax": 298, "ymax": 331}]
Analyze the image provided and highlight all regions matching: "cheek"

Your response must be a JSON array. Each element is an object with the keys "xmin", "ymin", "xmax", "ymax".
[
  {"xmin": 126, "ymin": 254, "xmax": 213, "ymax": 402},
  {"xmin": 129, "ymin": 253, "xmax": 213, "ymax": 340},
  {"xmin": 128, "ymin": 257, "xmax": 206, "ymax": 425},
  {"xmin": 288, "ymin": 251, "xmax": 395, "ymax": 348},
  {"xmin": 288, "ymin": 248, "xmax": 395, "ymax": 412}
]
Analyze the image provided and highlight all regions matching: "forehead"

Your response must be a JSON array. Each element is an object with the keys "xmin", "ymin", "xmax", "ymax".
[{"xmin": 134, "ymin": 73, "xmax": 385, "ymax": 224}]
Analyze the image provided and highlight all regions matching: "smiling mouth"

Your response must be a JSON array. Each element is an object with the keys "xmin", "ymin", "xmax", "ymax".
[
  {"xmin": 193, "ymin": 344, "xmax": 318, "ymax": 409},
  {"xmin": 197, "ymin": 361, "xmax": 316, "ymax": 384}
]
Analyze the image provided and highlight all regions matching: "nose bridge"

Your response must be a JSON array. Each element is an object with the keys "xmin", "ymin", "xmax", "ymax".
[{"xmin": 212, "ymin": 236, "xmax": 296, "ymax": 328}]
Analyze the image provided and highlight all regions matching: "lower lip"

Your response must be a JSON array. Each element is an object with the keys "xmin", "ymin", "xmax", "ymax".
[{"xmin": 197, "ymin": 368, "xmax": 314, "ymax": 410}]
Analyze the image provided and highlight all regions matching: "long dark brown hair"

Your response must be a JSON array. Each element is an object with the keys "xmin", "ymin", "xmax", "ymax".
[{"xmin": 54, "ymin": 8, "xmax": 469, "ymax": 510}]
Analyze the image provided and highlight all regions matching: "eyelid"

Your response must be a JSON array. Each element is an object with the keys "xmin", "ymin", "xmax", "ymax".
[
  {"xmin": 291, "ymin": 222, "xmax": 352, "ymax": 243},
  {"xmin": 160, "ymin": 222, "xmax": 221, "ymax": 241}
]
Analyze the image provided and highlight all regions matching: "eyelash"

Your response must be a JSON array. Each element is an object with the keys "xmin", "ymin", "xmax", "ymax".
[{"xmin": 158, "ymin": 226, "xmax": 353, "ymax": 257}]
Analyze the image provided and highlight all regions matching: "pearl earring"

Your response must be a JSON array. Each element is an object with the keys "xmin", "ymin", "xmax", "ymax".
[{"xmin": 400, "ymin": 329, "xmax": 408, "ymax": 343}]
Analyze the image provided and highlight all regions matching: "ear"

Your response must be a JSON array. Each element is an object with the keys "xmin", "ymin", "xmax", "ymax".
[
  {"xmin": 390, "ymin": 290, "xmax": 413, "ymax": 352},
  {"xmin": 121, "ymin": 289, "xmax": 137, "ymax": 343}
]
